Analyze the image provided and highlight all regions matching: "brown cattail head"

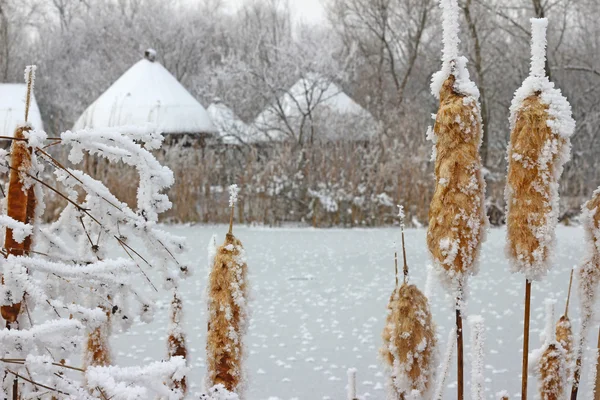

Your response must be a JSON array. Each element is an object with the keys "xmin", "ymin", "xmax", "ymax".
[
  {"xmin": 84, "ymin": 310, "xmax": 112, "ymax": 368},
  {"xmin": 206, "ymin": 232, "xmax": 249, "ymax": 395},
  {"xmin": 168, "ymin": 291, "xmax": 187, "ymax": 394},
  {"xmin": 381, "ymin": 283, "xmax": 436, "ymax": 397},
  {"xmin": 1, "ymin": 126, "xmax": 33, "ymax": 327},
  {"xmin": 506, "ymin": 19, "xmax": 574, "ymax": 282},
  {"xmin": 427, "ymin": 74, "xmax": 486, "ymax": 282},
  {"xmin": 506, "ymin": 94, "xmax": 567, "ymax": 280},
  {"xmin": 539, "ymin": 343, "xmax": 566, "ymax": 400},
  {"xmin": 555, "ymin": 315, "xmax": 573, "ymax": 373}
]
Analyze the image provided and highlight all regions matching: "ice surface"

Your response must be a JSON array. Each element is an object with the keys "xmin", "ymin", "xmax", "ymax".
[{"xmin": 108, "ymin": 225, "xmax": 591, "ymax": 399}]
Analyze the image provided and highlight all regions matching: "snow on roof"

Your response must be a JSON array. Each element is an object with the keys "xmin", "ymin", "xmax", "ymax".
[
  {"xmin": 0, "ymin": 84, "xmax": 43, "ymax": 135},
  {"xmin": 207, "ymin": 101, "xmax": 260, "ymax": 145},
  {"xmin": 73, "ymin": 53, "xmax": 217, "ymax": 136},
  {"xmin": 254, "ymin": 74, "xmax": 377, "ymax": 142}
]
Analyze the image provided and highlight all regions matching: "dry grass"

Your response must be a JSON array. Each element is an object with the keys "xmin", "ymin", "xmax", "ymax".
[
  {"xmin": 381, "ymin": 283, "xmax": 436, "ymax": 398},
  {"xmin": 206, "ymin": 232, "xmax": 248, "ymax": 394},
  {"xmin": 1, "ymin": 126, "xmax": 33, "ymax": 327},
  {"xmin": 427, "ymin": 75, "xmax": 486, "ymax": 275},
  {"xmin": 506, "ymin": 94, "xmax": 566, "ymax": 272}
]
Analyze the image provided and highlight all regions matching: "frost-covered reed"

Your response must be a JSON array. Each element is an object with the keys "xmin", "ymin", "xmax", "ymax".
[
  {"xmin": 505, "ymin": 18, "xmax": 574, "ymax": 400},
  {"xmin": 206, "ymin": 185, "xmax": 249, "ymax": 395}
]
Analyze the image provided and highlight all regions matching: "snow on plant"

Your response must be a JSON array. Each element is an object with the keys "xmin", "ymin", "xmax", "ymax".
[
  {"xmin": 197, "ymin": 384, "xmax": 240, "ymax": 399},
  {"xmin": 572, "ymin": 186, "xmax": 600, "ymax": 393},
  {"xmin": 0, "ymin": 67, "xmax": 189, "ymax": 398},
  {"xmin": 468, "ymin": 316, "xmax": 485, "ymax": 400},
  {"xmin": 433, "ymin": 329, "xmax": 456, "ymax": 400}
]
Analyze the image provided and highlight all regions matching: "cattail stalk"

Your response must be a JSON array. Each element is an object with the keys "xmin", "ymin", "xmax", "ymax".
[
  {"xmin": 556, "ymin": 270, "xmax": 574, "ymax": 382},
  {"xmin": 505, "ymin": 19, "xmax": 574, "ymax": 400},
  {"xmin": 572, "ymin": 187, "xmax": 600, "ymax": 399},
  {"xmin": 469, "ymin": 316, "xmax": 485, "ymax": 400},
  {"xmin": 347, "ymin": 368, "xmax": 357, "ymax": 400},
  {"xmin": 434, "ymin": 329, "xmax": 456, "ymax": 400},
  {"xmin": 206, "ymin": 184, "xmax": 248, "ymax": 395},
  {"xmin": 167, "ymin": 291, "xmax": 187, "ymax": 394},
  {"xmin": 595, "ymin": 328, "xmax": 600, "ymax": 400}
]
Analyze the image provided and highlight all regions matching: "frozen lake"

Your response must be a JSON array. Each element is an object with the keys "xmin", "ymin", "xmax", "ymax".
[{"xmin": 110, "ymin": 225, "xmax": 595, "ymax": 399}]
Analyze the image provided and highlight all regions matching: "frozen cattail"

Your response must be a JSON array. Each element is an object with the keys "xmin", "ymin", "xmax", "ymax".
[
  {"xmin": 84, "ymin": 309, "xmax": 112, "ymax": 368},
  {"xmin": 1, "ymin": 126, "xmax": 33, "ymax": 328},
  {"xmin": 536, "ymin": 300, "xmax": 567, "ymax": 400},
  {"xmin": 506, "ymin": 18, "xmax": 574, "ymax": 280},
  {"xmin": 555, "ymin": 315, "xmax": 573, "ymax": 377},
  {"xmin": 428, "ymin": 2, "xmax": 486, "ymax": 398},
  {"xmin": 168, "ymin": 290, "xmax": 188, "ymax": 394},
  {"xmin": 427, "ymin": 72, "xmax": 486, "ymax": 283},
  {"xmin": 572, "ymin": 188, "xmax": 600, "ymax": 397},
  {"xmin": 506, "ymin": 19, "xmax": 574, "ymax": 400},
  {"xmin": 381, "ymin": 283, "xmax": 436, "ymax": 398},
  {"xmin": 206, "ymin": 187, "xmax": 249, "ymax": 394}
]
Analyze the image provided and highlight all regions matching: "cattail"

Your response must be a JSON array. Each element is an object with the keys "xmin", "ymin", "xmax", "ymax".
[
  {"xmin": 1, "ymin": 126, "xmax": 31, "ymax": 328},
  {"xmin": 206, "ymin": 185, "xmax": 249, "ymax": 395},
  {"xmin": 536, "ymin": 300, "xmax": 567, "ymax": 400},
  {"xmin": 381, "ymin": 283, "xmax": 436, "ymax": 398},
  {"xmin": 556, "ymin": 270, "xmax": 574, "ymax": 381},
  {"xmin": 84, "ymin": 309, "xmax": 112, "ymax": 368},
  {"xmin": 382, "ymin": 209, "xmax": 436, "ymax": 399},
  {"xmin": 428, "ymin": 2, "xmax": 487, "ymax": 398},
  {"xmin": 572, "ymin": 187, "xmax": 600, "ymax": 398},
  {"xmin": 167, "ymin": 290, "xmax": 188, "ymax": 394},
  {"xmin": 505, "ymin": 19, "xmax": 574, "ymax": 400}
]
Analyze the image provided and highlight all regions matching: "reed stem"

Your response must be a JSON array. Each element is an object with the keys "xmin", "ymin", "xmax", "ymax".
[{"xmin": 522, "ymin": 279, "xmax": 532, "ymax": 400}]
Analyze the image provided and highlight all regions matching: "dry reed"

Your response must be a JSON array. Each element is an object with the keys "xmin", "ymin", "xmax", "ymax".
[
  {"xmin": 168, "ymin": 291, "xmax": 188, "ymax": 394},
  {"xmin": 539, "ymin": 343, "xmax": 566, "ymax": 400}
]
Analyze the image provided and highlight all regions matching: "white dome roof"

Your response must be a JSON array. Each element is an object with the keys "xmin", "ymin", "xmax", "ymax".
[
  {"xmin": 207, "ymin": 101, "xmax": 260, "ymax": 144},
  {"xmin": 0, "ymin": 84, "xmax": 43, "ymax": 135},
  {"xmin": 73, "ymin": 57, "xmax": 216, "ymax": 135}
]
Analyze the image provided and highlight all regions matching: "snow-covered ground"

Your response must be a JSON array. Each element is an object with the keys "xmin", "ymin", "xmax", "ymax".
[{"xmin": 111, "ymin": 225, "xmax": 595, "ymax": 399}]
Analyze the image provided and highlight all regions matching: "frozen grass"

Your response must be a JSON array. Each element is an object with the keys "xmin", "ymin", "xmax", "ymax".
[{"xmin": 111, "ymin": 225, "xmax": 592, "ymax": 399}]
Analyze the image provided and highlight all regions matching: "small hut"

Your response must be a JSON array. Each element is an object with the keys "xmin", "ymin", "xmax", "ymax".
[
  {"xmin": 207, "ymin": 99, "xmax": 259, "ymax": 146},
  {"xmin": 254, "ymin": 74, "xmax": 378, "ymax": 144},
  {"xmin": 0, "ymin": 84, "xmax": 43, "ymax": 135},
  {"xmin": 73, "ymin": 49, "xmax": 216, "ymax": 146}
]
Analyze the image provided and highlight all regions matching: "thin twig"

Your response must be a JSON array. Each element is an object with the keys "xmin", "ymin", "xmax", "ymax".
[
  {"xmin": 116, "ymin": 238, "xmax": 158, "ymax": 292},
  {"xmin": 1, "ymin": 359, "xmax": 85, "ymax": 373},
  {"xmin": 5, "ymin": 369, "xmax": 69, "ymax": 395},
  {"xmin": 0, "ymin": 136, "xmax": 27, "ymax": 142}
]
